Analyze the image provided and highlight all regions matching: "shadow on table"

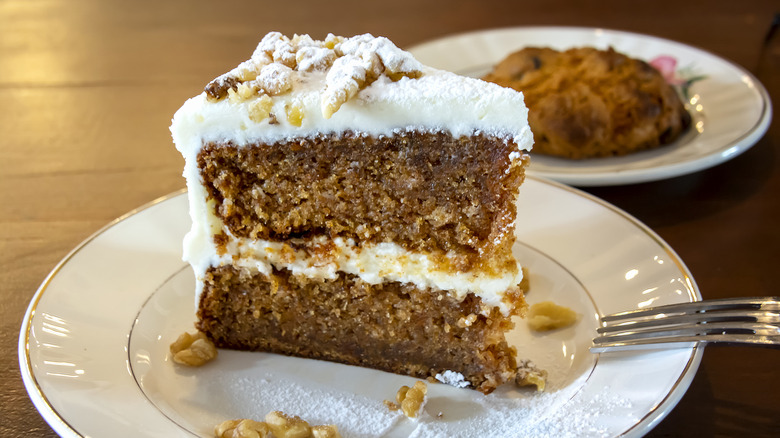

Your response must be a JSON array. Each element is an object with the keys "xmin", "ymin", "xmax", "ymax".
[
  {"xmin": 583, "ymin": 135, "xmax": 775, "ymax": 230},
  {"xmin": 648, "ymin": 347, "xmax": 780, "ymax": 438}
]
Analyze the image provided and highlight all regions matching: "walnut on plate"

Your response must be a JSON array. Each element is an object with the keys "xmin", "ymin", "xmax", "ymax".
[
  {"xmin": 527, "ymin": 301, "xmax": 578, "ymax": 331},
  {"xmin": 169, "ymin": 330, "xmax": 217, "ymax": 366},
  {"xmin": 515, "ymin": 359, "xmax": 548, "ymax": 392},
  {"xmin": 385, "ymin": 381, "xmax": 428, "ymax": 418},
  {"xmin": 214, "ymin": 412, "xmax": 340, "ymax": 438}
]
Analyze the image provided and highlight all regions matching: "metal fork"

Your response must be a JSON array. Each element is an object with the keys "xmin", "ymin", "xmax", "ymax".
[{"xmin": 590, "ymin": 297, "xmax": 780, "ymax": 353}]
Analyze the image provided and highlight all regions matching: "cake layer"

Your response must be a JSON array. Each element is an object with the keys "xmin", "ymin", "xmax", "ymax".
[
  {"xmin": 197, "ymin": 131, "xmax": 528, "ymax": 262},
  {"xmin": 197, "ymin": 264, "xmax": 522, "ymax": 394}
]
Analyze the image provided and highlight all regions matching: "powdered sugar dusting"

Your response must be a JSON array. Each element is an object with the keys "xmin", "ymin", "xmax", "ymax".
[
  {"xmin": 218, "ymin": 373, "xmax": 402, "ymax": 437},
  {"xmin": 254, "ymin": 31, "xmax": 296, "ymax": 67},
  {"xmin": 206, "ymin": 31, "xmax": 425, "ymax": 119},
  {"xmin": 338, "ymin": 34, "xmax": 423, "ymax": 76},
  {"xmin": 297, "ymin": 45, "xmax": 336, "ymax": 72},
  {"xmin": 175, "ymin": 32, "xmax": 533, "ymax": 157},
  {"xmin": 410, "ymin": 387, "xmax": 634, "ymax": 438},
  {"xmin": 321, "ymin": 55, "xmax": 370, "ymax": 118},
  {"xmin": 320, "ymin": 34, "xmax": 421, "ymax": 118},
  {"xmin": 257, "ymin": 63, "xmax": 294, "ymax": 95}
]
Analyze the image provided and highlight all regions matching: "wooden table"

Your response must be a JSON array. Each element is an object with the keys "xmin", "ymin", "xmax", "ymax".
[{"xmin": 2, "ymin": 0, "xmax": 778, "ymax": 436}]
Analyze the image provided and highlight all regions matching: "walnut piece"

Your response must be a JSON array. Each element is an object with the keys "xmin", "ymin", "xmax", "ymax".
[
  {"xmin": 215, "ymin": 419, "xmax": 271, "ymax": 438},
  {"xmin": 203, "ymin": 32, "xmax": 423, "ymax": 119},
  {"xmin": 320, "ymin": 54, "xmax": 377, "ymax": 119},
  {"xmin": 383, "ymin": 400, "xmax": 400, "ymax": 411},
  {"xmin": 285, "ymin": 101, "xmax": 304, "ymax": 127},
  {"xmin": 515, "ymin": 359, "xmax": 548, "ymax": 391},
  {"xmin": 248, "ymin": 95, "xmax": 274, "ymax": 123},
  {"xmin": 395, "ymin": 381, "xmax": 427, "ymax": 418},
  {"xmin": 311, "ymin": 425, "xmax": 340, "ymax": 438},
  {"xmin": 170, "ymin": 331, "xmax": 217, "ymax": 366},
  {"xmin": 257, "ymin": 63, "xmax": 294, "ymax": 96},
  {"xmin": 265, "ymin": 411, "xmax": 311, "ymax": 438},
  {"xmin": 527, "ymin": 301, "xmax": 578, "ymax": 331},
  {"xmin": 205, "ymin": 75, "xmax": 239, "ymax": 102},
  {"xmin": 228, "ymin": 82, "xmax": 258, "ymax": 104},
  {"xmin": 215, "ymin": 413, "xmax": 340, "ymax": 438}
]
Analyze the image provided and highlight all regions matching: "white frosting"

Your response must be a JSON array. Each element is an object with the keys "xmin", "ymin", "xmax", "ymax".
[
  {"xmin": 171, "ymin": 33, "xmax": 532, "ymax": 315},
  {"xmin": 186, "ymin": 226, "xmax": 521, "ymax": 315},
  {"xmin": 172, "ymin": 67, "xmax": 533, "ymax": 157}
]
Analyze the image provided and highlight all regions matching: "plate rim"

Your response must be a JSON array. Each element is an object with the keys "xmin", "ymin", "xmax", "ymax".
[
  {"xmin": 18, "ymin": 178, "xmax": 703, "ymax": 437},
  {"xmin": 407, "ymin": 25, "xmax": 773, "ymax": 186},
  {"xmin": 17, "ymin": 189, "xmax": 187, "ymax": 438}
]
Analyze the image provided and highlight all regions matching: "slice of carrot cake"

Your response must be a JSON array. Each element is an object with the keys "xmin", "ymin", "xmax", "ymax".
[{"xmin": 170, "ymin": 32, "xmax": 533, "ymax": 394}]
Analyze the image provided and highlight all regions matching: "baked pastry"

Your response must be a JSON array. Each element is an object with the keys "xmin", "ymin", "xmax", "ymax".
[
  {"xmin": 170, "ymin": 32, "xmax": 533, "ymax": 394},
  {"xmin": 483, "ymin": 47, "xmax": 691, "ymax": 159}
]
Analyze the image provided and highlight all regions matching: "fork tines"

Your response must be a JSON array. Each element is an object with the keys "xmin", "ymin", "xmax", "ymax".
[{"xmin": 591, "ymin": 297, "xmax": 780, "ymax": 353}]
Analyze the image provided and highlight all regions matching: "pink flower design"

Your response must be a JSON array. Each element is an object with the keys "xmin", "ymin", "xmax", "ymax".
[
  {"xmin": 649, "ymin": 55, "xmax": 685, "ymax": 85},
  {"xmin": 649, "ymin": 55, "xmax": 706, "ymax": 101}
]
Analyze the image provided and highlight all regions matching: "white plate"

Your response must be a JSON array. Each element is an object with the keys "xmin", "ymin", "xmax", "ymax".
[
  {"xmin": 408, "ymin": 26, "xmax": 772, "ymax": 186},
  {"xmin": 20, "ymin": 178, "xmax": 702, "ymax": 437}
]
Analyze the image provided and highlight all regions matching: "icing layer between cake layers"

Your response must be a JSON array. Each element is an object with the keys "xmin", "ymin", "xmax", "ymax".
[
  {"xmin": 189, "ymin": 220, "xmax": 523, "ymax": 315},
  {"xmin": 170, "ymin": 33, "xmax": 533, "ymax": 315}
]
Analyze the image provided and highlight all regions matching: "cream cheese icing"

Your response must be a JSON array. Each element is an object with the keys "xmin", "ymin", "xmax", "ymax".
[
  {"xmin": 172, "ymin": 70, "xmax": 533, "ymax": 152},
  {"xmin": 186, "ymin": 223, "xmax": 522, "ymax": 316},
  {"xmin": 171, "ymin": 32, "xmax": 532, "ymax": 315},
  {"xmin": 172, "ymin": 31, "xmax": 533, "ymax": 156}
]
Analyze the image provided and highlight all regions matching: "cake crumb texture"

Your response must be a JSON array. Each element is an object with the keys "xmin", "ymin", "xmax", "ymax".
[
  {"xmin": 198, "ymin": 131, "xmax": 527, "ymax": 273},
  {"xmin": 197, "ymin": 265, "xmax": 522, "ymax": 394}
]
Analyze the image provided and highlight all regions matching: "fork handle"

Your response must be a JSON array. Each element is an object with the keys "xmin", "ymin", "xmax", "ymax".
[
  {"xmin": 601, "ymin": 296, "xmax": 780, "ymax": 322},
  {"xmin": 591, "ymin": 333, "xmax": 780, "ymax": 353}
]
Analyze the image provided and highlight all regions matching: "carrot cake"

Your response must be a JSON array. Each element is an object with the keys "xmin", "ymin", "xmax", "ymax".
[{"xmin": 170, "ymin": 32, "xmax": 533, "ymax": 394}]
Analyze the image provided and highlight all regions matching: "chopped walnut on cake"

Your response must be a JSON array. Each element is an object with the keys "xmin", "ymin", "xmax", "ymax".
[{"xmin": 203, "ymin": 32, "xmax": 422, "ymax": 120}]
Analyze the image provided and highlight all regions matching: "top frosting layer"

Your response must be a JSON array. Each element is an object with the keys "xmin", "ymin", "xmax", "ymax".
[{"xmin": 171, "ymin": 32, "xmax": 533, "ymax": 154}]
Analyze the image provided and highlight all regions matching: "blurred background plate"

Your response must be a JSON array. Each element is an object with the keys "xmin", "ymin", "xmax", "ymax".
[{"xmin": 408, "ymin": 26, "xmax": 772, "ymax": 186}]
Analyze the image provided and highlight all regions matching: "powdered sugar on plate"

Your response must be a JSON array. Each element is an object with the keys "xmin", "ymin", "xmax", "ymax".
[
  {"xmin": 219, "ymin": 373, "xmax": 403, "ymax": 437},
  {"xmin": 409, "ymin": 385, "xmax": 634, "ymax": 438},
  {"xmin": 197, "ymin": 359, "xmax": 632, "ymax": 438}
]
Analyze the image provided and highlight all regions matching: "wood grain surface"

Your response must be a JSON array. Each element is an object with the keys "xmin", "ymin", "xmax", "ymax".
[{"xmin": 2, "ymin": 0, "xmax": 778, "ymax": 436}]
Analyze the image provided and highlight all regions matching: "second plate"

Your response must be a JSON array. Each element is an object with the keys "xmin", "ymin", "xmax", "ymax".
[{"xmin": 408, "ymin": 26, "xmax": 772, "ymax": 186}]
